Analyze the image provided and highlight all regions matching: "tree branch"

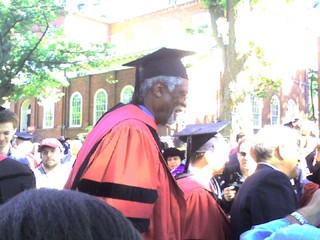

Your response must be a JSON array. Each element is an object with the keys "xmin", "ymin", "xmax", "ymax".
[{"xmin": 13, "ymin": 14, "xmax": 49, "ymax": 77}]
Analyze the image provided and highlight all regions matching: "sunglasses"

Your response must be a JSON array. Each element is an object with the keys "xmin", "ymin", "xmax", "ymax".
[{"xmin": 239, "ymin": 152, "xmax": 247, "ymax": 157}]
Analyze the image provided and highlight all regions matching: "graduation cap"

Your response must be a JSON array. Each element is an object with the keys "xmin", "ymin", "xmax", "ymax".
[
  {"xmin": 123, "ymin": 47, "xmax": 194, "ymax": 104},
  {"xmin": 174, "ymin": 121, "xmax": 230, "ymax": 173},
  {"xmin": 306, "ymin": 165, "xmax": 320, "ymax": 185},
  {"xmin": 15, "ymin": 132, "xmax": 34, "ymax": 140},
  {"xmin": 163, "ymin": 147, "xmax": 185, "ymax": 161}
]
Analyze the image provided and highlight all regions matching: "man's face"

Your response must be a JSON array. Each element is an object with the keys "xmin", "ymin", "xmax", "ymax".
[
  {"xmin": 280, "ymin": 137, "xmax": 300, "ymax": 179},
  {"xmin": 237, "ymin": 141, "xmax": 256, "ymax": 172},
  {"xmin": 41, "ymin": 147, "xmax": 63, "ymax": 170},
  {"xmin": 0, "ymin": 122, "xmax": 16, "ymax": 150},
  {"xmin": 166, "ymin": 156, "xmax": 182, "ymax": 171},
  {"xmin": 155, "ymin": 78, "xmax": 189, "ymax": 125}
]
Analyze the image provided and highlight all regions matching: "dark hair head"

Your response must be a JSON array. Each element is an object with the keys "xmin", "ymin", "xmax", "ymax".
[
  {"xmin": 163, "ymin": 147, "xmax": 185, "ymax": 161},
  {"xmin": 236, "ymin": 132, "xmax": 245, "ymax": 142},
  {"xmin": 0, "ymin": 188, "xmax": 141, "ymax": 240},
  {"xmin": 0, "ymin": 109, "xmax": 18, "ymax": 129}
]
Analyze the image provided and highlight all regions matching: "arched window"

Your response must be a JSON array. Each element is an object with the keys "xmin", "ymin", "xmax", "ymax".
[
  {"xmin": 70, "ymin": 92, "xmax": 83, "ymax": 127},
  {"xmin": 270, "ymin": 95, "xmax": 280, "ymax": 125},
  {"xmin": 251, "ymin": 95, "xmax": 262, "ymax": 129},
  {"xmin": 93, "ymin": 89, "xmax": 108, "ymax": 124},
  {"xmin": 20, "ymin": 100, "xmax": 31, "ymax": 132},
  {"xmin": 43, "ymin": 99, "xmax": 55, "ymax": 129},
  {"xmin": 120, "ymin": 85, "xmax": 134, "ymax": 104},
  {"xmin": 287, "ymin": 99, "xmax": 296, "ymax": 122}
]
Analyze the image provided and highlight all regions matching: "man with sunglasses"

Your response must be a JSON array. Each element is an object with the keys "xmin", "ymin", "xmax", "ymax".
[
  {"xmin": 215, "ymin": 138, "xmax": 257, "ymax": 215},
  {"xmin": 230, "ymin": 125, "xmax": 301, "ymax": 240}
]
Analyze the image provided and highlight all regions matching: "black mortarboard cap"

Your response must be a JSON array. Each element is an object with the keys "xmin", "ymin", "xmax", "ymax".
[
  {"xmin": 174, "ymin": 121, "xmax": 230, "ymax": 172},
  {"xmin": 163, "ymin": 147, "xmax": 185, "ymax": 161},
  {"xmin": 15, "ymin": 132, "xmax": 34, "ymax": 140},
  {"xmin": 306, "ymin": 165, "xmax": 320, "ymax": 185},
  {"xmin": 123, "ymin": 47, "xmax": 194, "ymax": 103}
]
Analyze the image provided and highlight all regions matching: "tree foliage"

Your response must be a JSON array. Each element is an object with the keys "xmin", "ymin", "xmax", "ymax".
[
  {"xmin": 201, "ymin": 0, "xmax": 248, "ymax": 129},
  {"xmin": 200, "ymin": 0, "xmax": 307, "ymax": 136},
  {"xmin": 0, "ymin": 0, "xmax": 111, "ymax": 104}
]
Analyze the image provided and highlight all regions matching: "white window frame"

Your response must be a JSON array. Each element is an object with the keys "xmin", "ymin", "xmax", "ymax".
[
  {"xmin": 251, "ymin": 95, "xmax": 262, "ymax": 129},
  {"xmin": 270, "ymin": 95, "xmax": 280, "ymax": 125},
  {"xmin": 70, "ymin": 92, "xmax": 83, "ymax": 127},
  {"xmin": 93, "ymin": 89, "xmax": 108, "ymax": 124},
  {"xmin": 43, "ymin": 100, "xmax": 55, "ymax": 129},
  {"xmin": 120, "ymin": 85, "xmax": 134, "ymax": 104},
  {"xmin": 287, "ymin": 99, "xmax": 297, "ymax": 122},
  {"xmin": 20, "ymin": 100, "xmax": 31, "ymax": 132}
]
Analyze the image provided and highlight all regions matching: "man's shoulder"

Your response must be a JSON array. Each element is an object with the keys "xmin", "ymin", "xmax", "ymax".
[
  {"xmin": 8, "ymin": 148, "xmax": 30, "ymax": 165},
  {"xmin": 238, "ymin": 167, "xmax": 291, "ymax": 196},
  {"xmin": 34, "ymin": 166, "xmax": 47, "ymax": 176},
  {"xmin": 105, "ymin": 104, "xmax": 156, "ymax": 128},
  {"xmin": 0, "ymin": 157, "xmax": 34, "ymax": 178},
  {"xmin": 254, "ymin": 164, "xmax": 289, "ymax": 181},
  {"xmin": 177, "ymin": 175, "xmax": 208, "ymax": 195}
]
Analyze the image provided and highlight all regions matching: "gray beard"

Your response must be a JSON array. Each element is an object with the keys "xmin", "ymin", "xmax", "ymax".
[{"xmin": 167, "ymin": 111, "xmax": 176, "ymax": 125}]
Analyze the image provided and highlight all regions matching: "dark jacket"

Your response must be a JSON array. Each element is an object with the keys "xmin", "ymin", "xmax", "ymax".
[
  {"xmin": 214, "ymin": 162, "xmax": 245, "ymax": 214},
  {"xmin": 230, "ymin": 163, "xmax": 298, "ymax": 240},
  {"xmin": 0, "ymin": 156, "xmax": 35, "ymax": 204}
]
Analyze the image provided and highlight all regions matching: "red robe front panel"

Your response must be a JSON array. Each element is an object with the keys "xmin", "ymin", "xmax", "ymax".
[{"xmin": 64, "ymin": 104, "xmax": 185, "ymax": 240}]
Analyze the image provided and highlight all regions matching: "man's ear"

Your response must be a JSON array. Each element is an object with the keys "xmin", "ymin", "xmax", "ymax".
[
  {"xmin": 277, "ymin": 144, "xmax": 289, "ymax": 160},
  {"xmin": 250, "ymin": 148, "xmax": 258, "ymax": 162},
  {"xmin": 152, "ymin": 82, "xmax": 165, "ymax": 97}
]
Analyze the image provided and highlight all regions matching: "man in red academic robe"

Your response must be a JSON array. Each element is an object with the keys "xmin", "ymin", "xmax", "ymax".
[
  {"xmin": 65, "ymin": 48, "xmax": 194, "ymax": 240},
  {"xmin": 174, "ymin": 122, "xmax": 232, "ymax": 239},
  {"xmin": 177, "ymin": 175, "xmax": 231, "ymax": 239}
]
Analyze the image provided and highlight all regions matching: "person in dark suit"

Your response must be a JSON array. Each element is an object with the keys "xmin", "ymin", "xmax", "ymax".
[{"xmin": 230, "ymin": 125, "xmax": 301, "ymax": 240}]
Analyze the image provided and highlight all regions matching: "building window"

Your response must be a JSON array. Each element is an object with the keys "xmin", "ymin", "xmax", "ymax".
[
  {"xmin": 43, "ymin": 100, "xmax": 54, "ymax": 129},
  {"xmin": 93, "ymin": 89, "xmax": 108, "ymax": 124},
  {"xmin": 20, "ymin": 100, "xmax": 31, "ymax": 132},
  {"xmin": 70, "ymin": 92, "xmax": 82, "ymax": 127},
  {"xmin": 286, "ymin": 99, "xmax": 297, "ymax": 122},
  {"xmin": 251, "ymin": 95, "xmax": 261, "ymax": 129},
  {"xmin": 120, "ymin": 85, "xmax": 134, "ymax": 104},
  {"xmin": 270, "ymin": 95, "xmax": 280, "ymax": 125}
]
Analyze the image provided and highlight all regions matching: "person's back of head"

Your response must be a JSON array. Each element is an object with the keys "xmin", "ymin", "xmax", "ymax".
[
  {"xmin": 251, "ymin": 125, "xmax": 301, "ymax": 179},
  {"xmin": 236, "ymin": 132, "xmax": 245, "ymax": 143},
  {"xmin": 0, "ymin": 188, "xmax": 141, "ymax": 240},
  {"xmin": 0, "ymin": 156, "xmax": 35, "ymax": 204},
  {"xmin": 251, "ymin": 125, "xmax": 300, "ymax": 163}
]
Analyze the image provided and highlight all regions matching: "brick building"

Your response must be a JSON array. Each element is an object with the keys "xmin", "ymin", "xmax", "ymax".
[{"xmin": 9, "ymin": 0, "xmax": 313, "ymax": 142}]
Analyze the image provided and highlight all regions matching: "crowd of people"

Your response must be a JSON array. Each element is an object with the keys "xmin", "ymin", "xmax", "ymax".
[{"xmin": 1, "ymin": 48, "xmax": 320, "ymax": 239}]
